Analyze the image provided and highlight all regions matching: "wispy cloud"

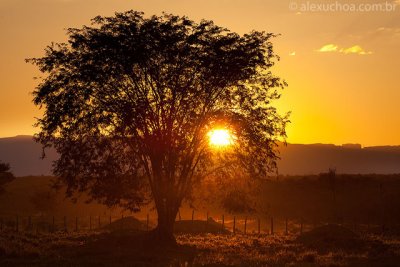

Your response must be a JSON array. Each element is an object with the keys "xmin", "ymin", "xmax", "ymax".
[
  {"xmin": 317, "ymin": 44, "xmax": 372, "ymax": 55},
  {"xmin": 376, "ymin": 27, "xmax": 400, "ymax": 36},
  {"xmin": 289, "ymin": 51, "xmax": 296, "ymax": 56}
]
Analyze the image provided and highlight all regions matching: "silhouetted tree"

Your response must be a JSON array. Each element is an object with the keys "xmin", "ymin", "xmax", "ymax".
[
  {"xmin": 28, "ymin": 11, "xmax": 288, "ymax": 243},
  {"xmin": 0, "ymin": 161, "xmax": 14, "ymax": 193},
  {"xmin": 30, "ymin": 190, "xmax": 59, "ymax": 215}
]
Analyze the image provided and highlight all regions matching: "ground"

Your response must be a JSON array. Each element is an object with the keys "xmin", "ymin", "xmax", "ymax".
[{"xmin": 1, "ymin": 225, "xmax": 400, "ymax": 267}]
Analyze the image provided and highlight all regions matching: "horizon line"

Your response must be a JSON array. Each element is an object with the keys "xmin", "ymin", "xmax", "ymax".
[{"xmin": 1, "ymin": 134, "xmax": 399, "ymax": 148}]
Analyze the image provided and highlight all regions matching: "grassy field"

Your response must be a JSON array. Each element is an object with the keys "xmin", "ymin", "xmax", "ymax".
[
  {"xmin": 2, "ymin": 176, "xmax": 400, "ymax": 266},
  {"xmin": 1, "ymin": 224, "xmax": 400, "ymax": 267}
]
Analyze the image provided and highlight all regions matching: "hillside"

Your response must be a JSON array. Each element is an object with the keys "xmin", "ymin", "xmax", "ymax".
[
  {"xmin": 278, "ymin": 143, "xmax": 400, "ymax": 175},
  {"xmin": 0, "ymin": 136, "xmax": 400, "ymax": 176},
  {"xmin": 0, "ymin": 136, "xmax": 56, "ymax": 176}
]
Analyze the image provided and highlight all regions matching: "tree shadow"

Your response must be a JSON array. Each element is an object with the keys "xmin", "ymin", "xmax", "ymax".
[{"xmin": 58, "ymin": 230, "xmax": 197, "ymax": 267}]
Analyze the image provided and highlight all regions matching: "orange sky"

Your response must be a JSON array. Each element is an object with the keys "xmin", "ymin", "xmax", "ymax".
[{"xmin": 0, "ymin": 0, "xmax": 399, "ymax": 146}]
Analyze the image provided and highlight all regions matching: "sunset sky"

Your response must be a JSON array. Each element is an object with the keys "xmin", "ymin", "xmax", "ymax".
[{"xmin": 0, "ymin": 0, "xmax": 399, "ymax": 146}]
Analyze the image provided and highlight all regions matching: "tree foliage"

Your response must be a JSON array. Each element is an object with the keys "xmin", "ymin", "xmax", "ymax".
[
  {"xmin": 193, "ymin": 162, "xmax": 261, "ymax": 214},
  {"xmin": 28, "ymin": 11, "xmax": 289, "ymax": 239},
  {"xmin": 0, "ymin": 161, "xmax": 14, "ymax": 193}
]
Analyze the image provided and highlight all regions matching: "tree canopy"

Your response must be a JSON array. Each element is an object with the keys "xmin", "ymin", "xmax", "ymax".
[{"xmin": 28, "ymin": 10, "xmax": 289, "ymax": 241}]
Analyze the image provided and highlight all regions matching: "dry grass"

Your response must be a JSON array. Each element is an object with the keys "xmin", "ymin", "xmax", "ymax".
[{"xmin": 1, "ymin": 227, "xmax": 400, "ymax": 266}]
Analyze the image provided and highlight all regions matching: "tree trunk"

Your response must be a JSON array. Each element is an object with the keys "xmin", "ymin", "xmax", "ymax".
[{"xmin": 152, "ymin": 197, "xmax": 179, "ymax": 245}]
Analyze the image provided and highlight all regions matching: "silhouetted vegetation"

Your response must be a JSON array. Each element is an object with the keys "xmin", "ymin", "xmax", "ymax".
[
  {"xmin": 259, "ymin": 173, "xmax": 400, "ymax": 227},
  {"xmin": 0, "ymin": 161, "xmax": 14, "ymax": 193},
  {"xmin": 28, "ymin": 10, "xmax": 288, "ymax": 242}
]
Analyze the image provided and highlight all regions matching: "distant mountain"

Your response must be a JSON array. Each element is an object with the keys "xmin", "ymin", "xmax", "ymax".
[
  {"xmin": 0, "ymin": 135, "xmax": 57, "ymax": 176},
  {"xmin": 277, "ymin": 143, "xmax": 400, "ymax": 175},
  {"xmin": 0, "ymin": 136, "xmax": 399, "ymax": 176}
]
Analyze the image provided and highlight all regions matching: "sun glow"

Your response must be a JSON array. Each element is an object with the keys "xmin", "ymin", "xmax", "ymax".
[{"xmin": 208, "ymin": 129, "xmax": 234, "ymax": 147}]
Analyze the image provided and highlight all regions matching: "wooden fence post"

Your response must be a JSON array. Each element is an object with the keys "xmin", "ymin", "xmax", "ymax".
[
  {"xmin": 258, "ymin": 218, "xmax": 260, "ymax": 234},
  {"xmin": 270, "ymin": 217, "xmax": 274, "ymax": 235},
  {"xmin": 192, "ymin": 209, "xmax": 195, "ymax": 222},
  {"xmin": 52, "ymin": 216, "xmax": 55, "ymax": 232},
  {"xmin": 146, "ymin": 214, "xmax": 149, "ymax": 231},
  {"xmin": 206, "ymin": 212, "xmax": 209, "ymax": 232},
  {"xmin": 109, "ymin": 215, "xmax": 112, "ymax": 225},
  {"xmin": 178, "ymin": 210, "xmax": 181, "ymax": 221},
  {"xmin": 233, "ymin": 216, "xmax": 236, "ymax": 234},
  {"xmin": 222, "ymin": 215, "xmax": 225, "ymax": 231},
  {"xmin": 0, "ymin": 218, "xmax": 3, "ymax": 231},
  {"xmin": 244, "ymin": 217, "xmax": 247, "ymax": 235},
  {"xmin": 90, "ymin": 215, "xmax": 92, "ymax": 230},
  {"xmin": 285, "ymin": 218, "xmax": 288, "ymax": 235},
  {"xmin": 16, "ymin": 215, "xmax": 19, "ymax": 232},
  {"xmin": 64, "ymin": 216, "xmax": 67, "ymax": 232},
  {"xmin": 75, "ymin": 217, "xmax": 78, "ymax": 232},
  {"xmin": 98, "ymin": 215, "xmax": 101, "ymax": 228},
  {"xmin": 300, "ymin": 218, "xmax": 303, "ymax": 234},
  {"xmin": 28, "ymin": 216, "xmax": 32, "ymax": 231}
]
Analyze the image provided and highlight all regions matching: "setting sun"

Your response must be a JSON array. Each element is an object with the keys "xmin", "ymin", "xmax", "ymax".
[{"xmin": 208, "ymin": 129, "xmax": 234, "ymax": 147}]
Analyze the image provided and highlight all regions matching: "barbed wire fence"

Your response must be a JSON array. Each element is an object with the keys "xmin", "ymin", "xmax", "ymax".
[{"xmin": 0, "ymin": 209, "xmax": 387, "ymax": 236}]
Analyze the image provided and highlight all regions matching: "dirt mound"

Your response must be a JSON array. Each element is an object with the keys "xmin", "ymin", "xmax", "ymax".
[
  {"xmin": 174, "ymin": 218, "xmax": 230, "ymax": 234},
  {"xmin": 296, "ymin": 224, "xmax": 365, "ymax": 252},
  {"xmin": 104, "ymin": 216, "xmax": 147, "ymax": 232}
]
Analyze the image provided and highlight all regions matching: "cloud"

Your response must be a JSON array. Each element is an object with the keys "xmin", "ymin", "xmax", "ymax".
[
  {"xmin": 317, "ymin": 44, "xmax": 372, "ymax": 55},
  {"xmin": 340, "ymin": 45, "xmax": 372, "ymax": 55},
  {"xmin": 376, "ymin": 27, "xmax": 400, "ymax": 36},
  {"xmin": 318, "ymin": 44, "xmax": 338, "ymax": 52},
  {"xmin": 289, "ymin": 51, "xmax": 296, "ymax": 56}
]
